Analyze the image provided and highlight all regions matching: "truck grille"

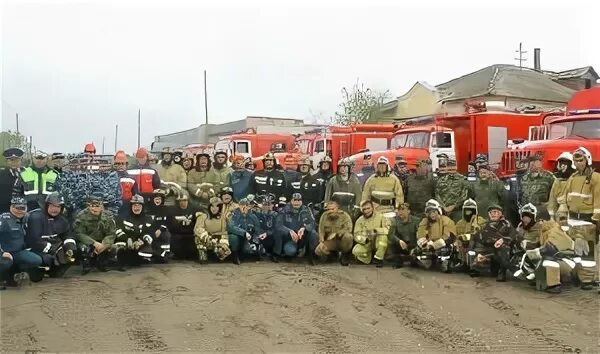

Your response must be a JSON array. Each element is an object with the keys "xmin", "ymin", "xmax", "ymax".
[{"xmin": 499, "ymin": 150, "xmax": 531, "ymax": 177}]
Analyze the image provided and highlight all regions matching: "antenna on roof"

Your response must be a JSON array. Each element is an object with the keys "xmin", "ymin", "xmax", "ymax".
[{"xmin": 514, "ymin": 42, "xmax": 528, "ymax": 69}]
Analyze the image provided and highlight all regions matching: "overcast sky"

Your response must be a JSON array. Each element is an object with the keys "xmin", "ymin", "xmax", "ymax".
[{"xmin": 1, "ymin": 0, "xmax": 598, "ymax": 154}]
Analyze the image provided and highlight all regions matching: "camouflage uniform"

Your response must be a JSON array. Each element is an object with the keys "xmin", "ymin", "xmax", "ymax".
[
  {"xmin": 316, "ymin": 209, "xmax": 354, "ymax": 257},
  {"xmin": 405, "ymin": 173, "xmax": 435, "ymax": 218},
  {"xmin": 73, "ymin": 209, "xmax": 116, "ymax": 247},
  {"xmin": 470, "ymin": 178, "xmax": 506, "ymax": 217},
  {"xmin": 386, "ymin": 212, "xmax": 419, "ymax": 265},
  {"xmin": 352, "ymin": 210, "xmax": 390, "ymax": 264},
  {"xmin": 434, "ymin": 172, "xmax": 469, "ymax": 222},
  {"xmin": 519, "ymin": 170, "xmax": 555, "ymax": 208}
]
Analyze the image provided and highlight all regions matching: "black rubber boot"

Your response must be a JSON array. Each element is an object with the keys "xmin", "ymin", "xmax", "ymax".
[
  {"xmin": 338, "ymin": 252, "xmax": 349, "ymax": 267},
  {"xmin": 373, "ymin": 258, "xmax": 383, "ymax": 268},
  {"xmin": 496, "ymin": 268, "xmax": 507, "ymax": 282},
  {"xmin": 232, "ymin": 252, "xmax": 241, "ymax": 265},
  {"xmin": 545, "ymin": 285, "xmax": 562, "ymax": 294}
]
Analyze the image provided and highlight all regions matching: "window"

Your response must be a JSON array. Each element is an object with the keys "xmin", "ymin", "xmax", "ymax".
[
  {"xmin": 235, "ymin": 142, "xmax": 249, "ymax": 154},
  {"xmin": 405, "ymin": 132, "xmax": 429, "ymax": 148},
  {"xmin": 571, "ymin": 120, "xmax": 600, "ymax": 139},
  {"xmin": 431, "ymin": 132, "xmax": 452, "ymax": 148},
  {"xmin": 391, "ymin": 134, "xmax": 408, "ymax": 149},
  {"xmin": 271, "ymin": 142, "xmax": 286, "ymax": 152},
  {"xmin": 314, "ymin": 139, "xmax": 331, "ymax": 153}
]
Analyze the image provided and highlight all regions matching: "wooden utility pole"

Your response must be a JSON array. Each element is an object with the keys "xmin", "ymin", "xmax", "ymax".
[
  {"xmin": 203, "ymin": 70, "xmax": 209, "ymax": 144},
  {"xmin": 15, "ymin": 113, "xmax": 19, "ymax": 134}
]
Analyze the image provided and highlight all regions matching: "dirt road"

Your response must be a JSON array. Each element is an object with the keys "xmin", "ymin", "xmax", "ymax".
[{"xmin": 1, "ymin": 262, "xmax": 597, "ymax": 353}]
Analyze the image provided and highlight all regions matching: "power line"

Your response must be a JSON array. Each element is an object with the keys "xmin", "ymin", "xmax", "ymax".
[{"xmin": 514, "ymin": 42, "xmax": 528, "ymax": 69}]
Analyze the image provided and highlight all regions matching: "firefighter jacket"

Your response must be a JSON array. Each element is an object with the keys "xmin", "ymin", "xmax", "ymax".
[
  {"xmin": 456, "ymin": 215, "xmax": 487, "ymax": 238},
  {"xmin": 249, "ymin": 169, "xmax": 287, "ymax": 200},
  {"xmin": 539, "ymin": 220, "xmax": 574, "ymax": 251},
  {"xmin": 388, "ymin": 215, "xmax": 419, "ymax": 249},
  {"xmin": 562, "ymin": 168, "xmax": 600, "ymax": 219},
  {"xmin": 290, "ymin": 173, "xmax": 322, "ymax": 206},
  {"xmin": 516, "ymin": 221, "xmax": 543, "ymax": 244},
  {"xmin": 520, "ymin": 170, "xmax": 555, "ymax": 207},
  {"xmin": 206, "ymin": 166, "xmax": 233, "ymax": 190},
  {"xmin": 25, "ymin": 208, "xmax": 73, "ymax": 254},
  {"xmin": 417, "ymin": 215, "xmax": 456, "ymax": 242},
  {"xmin": 156, "ymin": 162, "xmax": 187, "ymax": 188},
  {"xmin": 324, "ymin": 174, "xmax": 362, "ymax": 208},
  {"xmin": 353, "ymin": 212, "xmax": 390, "ymax": 245},
  {"xmin": 167, "ymin": 206, "xmax": 199, "ymax": 235},
  {"xmin": 405, "ymin": 174, "xmax": 435, "ymax": 215},
  {"xmin": 277, "ymin": 205, "xmax": 316, "ymax": 234},
  {"xmin": 362, "ymin": 173, "xmax": 404, "ymax": 207},
  {"xmin": 194, "ymin": 213, "xmax": 228, "ymax": 238},
  {"xmin": 115, "ymin": 212, "xmax": 155, "ymax": 244},
  {"xmin": 73, "ymin": 209, "xmax": 116, "ymax": 246},
  {"xmin": 0, "ymin": 213, "xmax": 26, "ymax": 253}
]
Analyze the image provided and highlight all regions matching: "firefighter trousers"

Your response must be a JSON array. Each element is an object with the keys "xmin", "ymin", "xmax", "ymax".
[{"xmin": 352, "ymin": 234, "xmax": 388, "ymax": 264}]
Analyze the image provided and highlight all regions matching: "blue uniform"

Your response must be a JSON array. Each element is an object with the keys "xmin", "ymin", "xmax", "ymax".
[
  {"xmin": 227, "ymin": 209, "xmax": 263, "ymax": 254},
  {"xmin": 277, "ymin": 204, "xmax": 318, "ymax": 257},
  {"xmin": 0, "ymin": 212, "xmax": 42, "ymax": 282},
  {"xmin": 256, "ymin": 210, "xmax": 283, "ymax": 256},
  {"xmin": 231, "ymin": 169, "xmax": 253, "ymax": 202}
]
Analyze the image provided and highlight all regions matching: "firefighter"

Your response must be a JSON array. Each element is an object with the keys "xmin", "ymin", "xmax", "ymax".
[
  {"xmin": 469, "ymin": 205, "xmax": 518, "ymax": 281},
  {"xmin": 25, "ymin": 193, "xmax": 76, "ymax": 279},
  {"xmin": 231, "ymin": 154, "xmax": 252, "ymax": 202},
  {"xmin": 155, "ymin": 147, "xmax": 187, "ymax": 189},
  {"xmin": 114, "ymin": 150, "xmax": 138, "ymax": 220},
  {"xmin": 0, "ymin": 197, "xmax": 43, "ymax": 287},
  {"xmin": 434, "ymin": 154, "xmax": 469, "ymax": 222},
  {"xmin": 277, "ymin": 193, "xmax": 318, "ymax": 264},
  {"xmin": 220, "ymin": 186, "xmax": 239, "ymax": 222},
  {"xmin": 547, "ymin": 152, "xmax": 576, "ymax": 219},
  {"xmin": 324, "ymin": 158, "xmax": 362, "ymax": 218},
  {"xmin": 255, "ymin": 194, "xmax": 283, "ymax": 262},
  {"xmin": 405, "ymin": 159, "xmax": 435, "ymax": 219},
  {"xmin": 0, "ymin": 148, "xmax": 25, "ymax": 214},
  {"xmin": 455, "ymin": 199, "xmax": 487, "ymax": 270},
  {"xmin": 315, "ymin": 199, "xmax": 353, "ymax": 266},
  {"xmin": 520, "ymin": 154, "xmax": 555, "ymax": 209},
  {"xmin": 181, "ymin": 152, "xmax": 195, "ymax": 173},
  {"xmin": 386, "ymin": 203, "xmax": 419, "ymax": 268},
  {"xmin": 194, "ymin": 197, "xmax": 230, "ymax": 263},
  {"xmin": 73, "ymin": 194, "xmax": 117, "ymax": 274},
  {"xmin": 352, "ymin": 200, "xmax": 390, "ymax": 267},
  {"xmin": 414, "ymin": 199, "xmax": 457, "ymax": 271},
  {"xmin": 21, "ymin": 151, "xmax": 59, "ymax": 211},
  {"xmin": 290, "ymin": 156, "xmax": 322, "ymax": 207},
  {"xmin": 227, "ymin": 198, "xmax": 263, "ymax": 265},
  {"xmin": 561, "ymin": 147, "xmax": 600, "ymax": 223},
  {"xmin": 113, "ymin": 195, "xmax": 156, "ymax": 266},
  {"xmin": 362, "ymin": 156, "xmax": 404, "ymax": 210},
  {"xmin": 249, "ymin": 152, "xmax": 287, "ymax": 201},
  {"xmin": 392, "ymin": 157, "xmax": 409, "ymax": 197},
  {"xmin": 168, "ymin": 194, "xmax": 199, "ymax": 260},
  {"xmin": 129, "ymin": 148, "xmax": 162, "ymax": 203},
  {"xmin": 516, "ymin": 203, "xmax": 543, "ymax": 250},
  {"xmin": 313, "ymin": 155, "xmax": 334, "ymax": 190},
  {"xmin": 206, "ymin": 150, "xmax": 232, "ymax": 190},
  {"xmin": 470, "ymin": 163, "xmax": 506, "ymax": 217}
]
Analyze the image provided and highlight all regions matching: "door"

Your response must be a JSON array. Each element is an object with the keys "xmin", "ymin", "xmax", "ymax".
[
  {"xmin": 234, "ymin": 140, "xmax": 252, "ymax": 159},
  {"xmin": 488, "ymin": 127, "xmax": 507, "ymax": 166},
  {"xmin": 429, "ymin": 131, "xmax": 455, "ymax": 170}
]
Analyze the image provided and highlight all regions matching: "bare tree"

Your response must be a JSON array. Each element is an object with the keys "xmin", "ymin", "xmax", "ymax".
[{"xmin": 334, "ymin": 79, "xmax": 391, "ymax": 125}]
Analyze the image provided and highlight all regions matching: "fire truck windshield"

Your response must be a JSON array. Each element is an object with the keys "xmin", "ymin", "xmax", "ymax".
[
  {"xmin": 392, "ymin": 132, "xmax": 429, "ymax": 149},
  {"xmin": 550, "ymin": 119, "xmax": 600, "ymax": 139}
]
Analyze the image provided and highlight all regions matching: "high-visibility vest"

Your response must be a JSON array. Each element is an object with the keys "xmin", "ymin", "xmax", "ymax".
[
  {"xmin": 119, "ymin": 176, "xmax": 136, "ymax": 201},
  {"xmin": 127, "ymin": 168, "xmax": 157, "ymax": 194},
  {"xmin": 20, "ymin": 167, "xmax": 58, "ymax": 198}
]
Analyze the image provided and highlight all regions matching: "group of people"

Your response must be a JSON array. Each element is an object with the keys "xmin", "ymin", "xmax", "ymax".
[{"xmin": 0, "ymin": 144, "xmax": 597, "ymax": 295}]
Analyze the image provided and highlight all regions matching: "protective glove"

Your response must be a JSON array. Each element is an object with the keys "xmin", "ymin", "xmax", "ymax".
[
  {"xmin": 574, "ymin": 238, "xmax": 590, "ymax": 256},
  {"xmin": 143, "ymin": 234, "xmax": 153, "ymax": 245}
]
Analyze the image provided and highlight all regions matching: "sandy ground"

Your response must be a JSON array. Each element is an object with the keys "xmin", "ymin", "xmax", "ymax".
[{"xmin": 0, "ymin": 261, "xmax": 598, "ymax": 353}]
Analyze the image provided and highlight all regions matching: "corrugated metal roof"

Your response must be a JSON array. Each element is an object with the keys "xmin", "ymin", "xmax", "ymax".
[
  {"xmin": 436, "ymin": 64, "xmax": 576, "ymax": 103},
  {"xmin": 543, "ymin": 66, "xmax": 599, "ymax": 80}
]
